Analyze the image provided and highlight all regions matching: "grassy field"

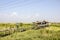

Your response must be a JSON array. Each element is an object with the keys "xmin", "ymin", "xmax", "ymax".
[{"xmin": 0, "ymin": 23, "xmax": 60, "ymax": 40}]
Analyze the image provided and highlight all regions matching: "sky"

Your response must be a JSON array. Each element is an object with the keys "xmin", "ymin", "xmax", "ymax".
[{"xmin": 0, "ymin": 0, "xmax": 60, "ymax": 23}]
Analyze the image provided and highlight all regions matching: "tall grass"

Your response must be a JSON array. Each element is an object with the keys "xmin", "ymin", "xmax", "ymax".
[{"xmin": 0, "ymin": 23, "xmax": 60, "ymax": 40}]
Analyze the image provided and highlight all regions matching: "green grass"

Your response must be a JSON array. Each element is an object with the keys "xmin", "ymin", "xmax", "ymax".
[
  {"xmin": 0, "ymin": 27, "xmax": 60, "ymax": 40},
  {"xmin": 0, "ymin": 23, "xmax": 60, "ymax": 40}
]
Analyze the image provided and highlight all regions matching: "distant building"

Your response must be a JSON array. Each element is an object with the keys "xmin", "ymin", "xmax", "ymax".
[{"xmin": 32, "ymin": 20, "xmax": 49, "ymax": 29}]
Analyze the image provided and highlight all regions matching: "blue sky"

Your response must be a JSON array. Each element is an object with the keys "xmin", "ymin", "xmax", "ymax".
[{"xmin": 0, "ymin": 0, "xmax": 60, "ymax": 23}]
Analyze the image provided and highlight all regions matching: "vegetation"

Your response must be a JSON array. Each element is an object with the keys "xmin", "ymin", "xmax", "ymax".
[{"xmin": 0, "ymin": 22, "xmax": 60, "ymax": 40}]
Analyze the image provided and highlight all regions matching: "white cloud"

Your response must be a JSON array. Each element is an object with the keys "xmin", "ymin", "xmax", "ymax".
[
  {"xmin": 35, "ymin": 14, "xmax": 40, "ymax": 17},
  {"xmin": 10, "ymin": 12, "xmax": 18, "ymax": 17}
]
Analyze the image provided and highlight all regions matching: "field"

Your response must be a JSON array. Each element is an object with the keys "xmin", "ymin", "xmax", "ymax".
[{"xmin": 0, "ymin": 23, "xmax": 60, "ymax": 40}]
